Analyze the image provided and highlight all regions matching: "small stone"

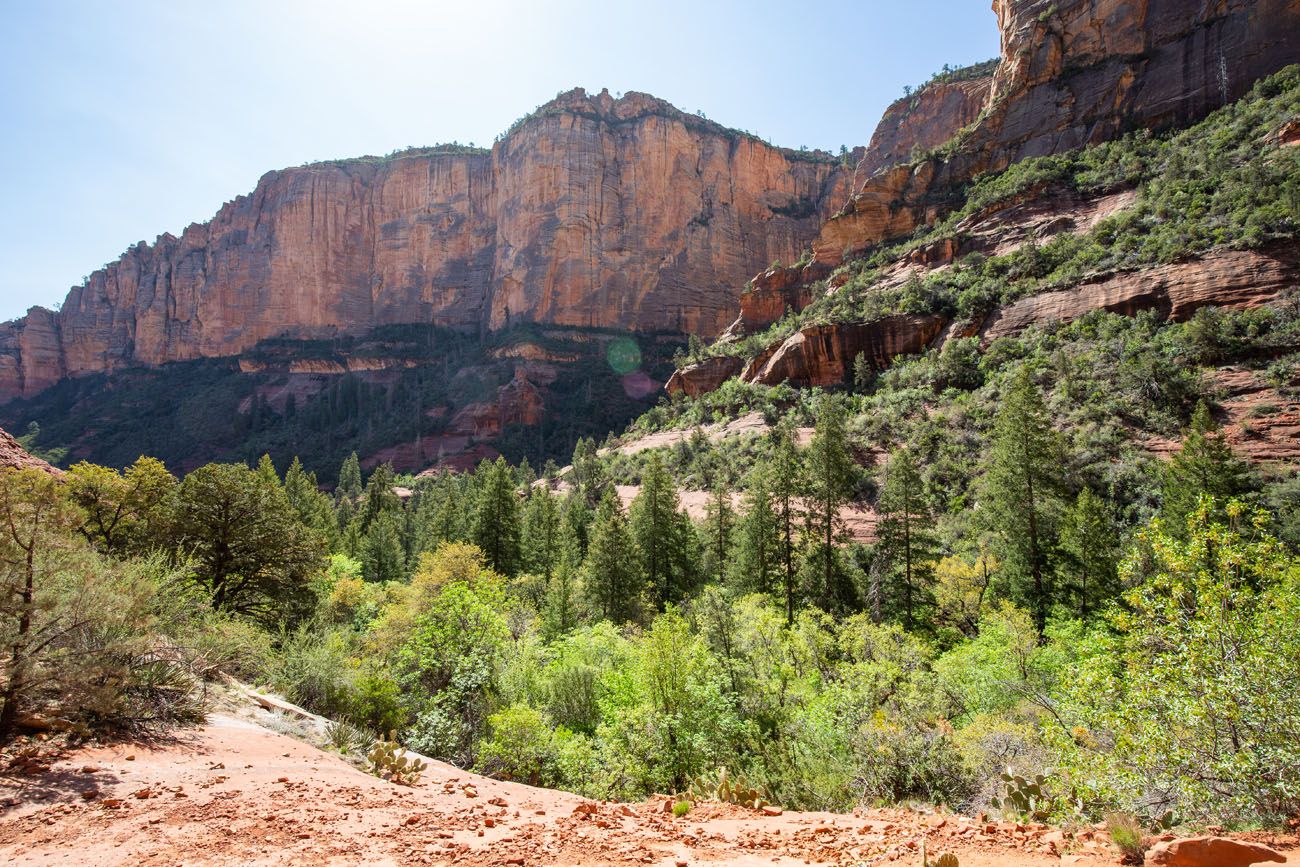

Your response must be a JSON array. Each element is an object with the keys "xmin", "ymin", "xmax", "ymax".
[{"xmin": 761, "ymin": 805, "xmax": 783, "ymax": 817}]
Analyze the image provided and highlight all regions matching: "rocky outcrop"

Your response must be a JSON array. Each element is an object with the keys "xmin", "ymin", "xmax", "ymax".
[
  {"xmin": 665, "ymin": 355, "xmax": 745, "ymax": 398},
  {"xmin": 0, "ymin": 89, "xmax": 849, "ymax": 403},
  {"xmin": 1145, "ymin": 835, "xmax": 1285, "ymax": 867},
  {"xmin": 860, "ymin": 74, "xmax": 994, "ymax": 176},
  {"xmin": 806, "ymin": 0, "xmax": 1300, "ymax": 271},
  {"xmin": 981, "ymin": 246, "xmax": 1300, "ymax": 340},
  {"xmin": 742, "ymin": 314, "xmax": 947, "ymax": 388},
  {"xmin": 0, "ymin": 426, "xmax": 61, "ymax": 476}
]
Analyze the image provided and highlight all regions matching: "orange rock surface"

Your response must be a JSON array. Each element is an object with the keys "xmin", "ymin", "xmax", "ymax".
[{"xmin": 0, "ymin": 89, "xmax": 848, "ymax": 402}]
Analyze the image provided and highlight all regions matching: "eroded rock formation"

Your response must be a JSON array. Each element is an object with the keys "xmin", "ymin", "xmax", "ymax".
[
  {"xmin": 741, "ymin": 314, "xmax": 948, "ymax": 389},
  {"xmin": 982, "ymin": 246, "xmax": 1300, "ymax": 341},
  {"xmin": 792, "ymin": 0, "xmax": 1300, "ymax": 278},
  {"xmin": 0, "ymin": 89, "xmax": 850, "ymax": 402}
]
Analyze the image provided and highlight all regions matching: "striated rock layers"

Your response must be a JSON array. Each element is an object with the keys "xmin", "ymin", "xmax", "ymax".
[
  {"xmin": 982, "ymin": 246, "xmax": 1300, "ymax": 341},
  {"xmin": 0, "ymin": 89, "xmax": 851, "ymax": 403},
  {"xmin": 731, "ymin": 0, "xmax": 1300, "ymax": 341},
  {"xmin": 817, "ymin": 0, "xmax": 1300, "ymax": 268}
]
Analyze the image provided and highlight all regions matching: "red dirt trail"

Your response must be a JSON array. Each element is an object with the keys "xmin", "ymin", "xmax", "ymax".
[{"xmin": 0, "ymin": 714, "xmax": 1295, "ymax": 866}]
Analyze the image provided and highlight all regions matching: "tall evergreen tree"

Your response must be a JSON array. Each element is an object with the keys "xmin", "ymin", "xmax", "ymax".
[
  {"xmin": 522, "ymin": 484, "xmax": 561, "ymax": 581},
  {"xmin": 803, "ymin": 397, "xmax": 856, "ymax": 610},
  {"xmin": 875, "ymin": 446, "xmax": 938, "ymax": 630},
  {"xmin": 337, "ymin": 451, "xmax": 363, "ymax": 500},
  {"xmin": 1161, "ymin": 400, "xmax": 1254, "ymax": 533},
  {"xmin": 582, "ymin": 488, "xmax": 644, "ymax": 624},
  {"xmin": 471, "ymin": 457, "xmax": 522, "ymax": 576},
  {"xmin": 631, "ymin": 453, "xmax": 694, "ymax": 608},
  {"xmin": 1059, "ymin": 487, "xmax": 1120, "ymax": 618},
  {"xmin": 982, "ymin": 367, "xmax": 1065, "ymax": 634},
  {"xmin": 361, "ymin": 464, "xmax": 400, "ymax": 531},
  {"xmin": 728, "ymin": 470, "xmax": 780, "ymax": 595},
  {"xmin": 702, "ymin": 482, "xmax": 734, "ymax": 582},
  {"xmin": 362, "ymin": 510, "xmax": 406, "ymax": 583},
  {"xmin": 542, "ymin": 558, "xmax": 581, "ymax": 637},
  {"xmin": 770, "ymin": 425, "xmax": 803, "ymax": 625}
]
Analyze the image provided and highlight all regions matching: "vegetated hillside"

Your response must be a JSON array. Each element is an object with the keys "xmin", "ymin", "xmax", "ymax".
[
  {"xmin": 0, "ymin": 323, "xmax": 685, "ymax": 480},
  {"xmin": 3, "ymin": 12, "xmax": 1300, "ymax": 857}
]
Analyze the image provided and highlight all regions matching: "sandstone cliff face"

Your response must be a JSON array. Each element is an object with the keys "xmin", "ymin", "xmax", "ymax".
[
  {"xmin": 741, "ymin": 314, "xmax": 948, "ymax": 389},
  {"xmin": 981, "ymin": 246, "xmax": 1300, "ymax": 341},
  {"xmin": 808, "ymin": 0, "xmax": 1300, "ymax": 271},
  {"xmin": 0, "ymin": 89, "xmax": 849, "ymax": 402},
  {"xmin": 860, "ymin": 76, "xmax": 994, "ymax": 176}
]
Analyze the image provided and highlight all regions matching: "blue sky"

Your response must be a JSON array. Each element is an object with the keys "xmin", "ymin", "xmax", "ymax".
[{"xmin": 0, "ymin": 0, "xmax": 999, "ymax": 322}]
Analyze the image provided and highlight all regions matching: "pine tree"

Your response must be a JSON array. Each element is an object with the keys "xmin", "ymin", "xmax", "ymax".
[
  {"xmin": 804, "ymin": 396, "xmax": 856, "ymax": 610},
  {"xmin": 982, "ymin": 367, "xmax": 1065, "ymax": 634},
  {"xmin": 1161, "ymin": 400, "xmax": 1254, "ymax": 533},
  {"xmin": 522, "ymin": 484, "xmax": 561, "ymax": 581},
  {"xmin": 361, "ymin": 464, "xmax": 400, "ymax": 531},
  {"xmin": 703, "ymin": 482, "xmax": 734, "ymax": 582},
  {"xmin": 338, "ymin": 451, "xmax": 363, "ymax": 500},
  {"xmin": 471, "ymin": 457, "xmax": 522, "ymax": 576},
  {"xmin": 255, "ymin": 454, "xmax": 280, "ymax": 488},
  {"xmin": 1059, "ymin": 487, "xmax": 1120, "ymax": 618},
  {"xmin": 875, "ymin": 446, "xmax": 938, "ymax": 630},
  {"xmin": 582, "ymin": 488, "xmax": 644, "ymax": 624},
  {"xmin": 770, "ymin": 425, "xmax": 803, "ymax": 625},
  {"xmin": 631, "ymin": 452, "xmax": 694, "ymax": 608},
  {"xmin": 728, "ymin": 470, "xmax": 780, "ymax": 595},
  {"xmin": 362, "ymin": 511, "xmax": 406, "ymax": 583},
  {"xmin": 542, "ymin": 558, "xmax": 581, "ymax": 637},
  {"xmin": 560, "ymin": 492, "xmax": 593, "ymax": 563}
]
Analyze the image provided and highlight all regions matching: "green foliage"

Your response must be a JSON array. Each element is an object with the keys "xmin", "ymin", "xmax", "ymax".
[
  {"xmin": 1160, "ymin": 401, "xmax": 1255, "ymax": 532},
  {"xmin": 472, "ymin": 457, "xmax": 523, "ymax": 576},
  {"xmin": 170, "ymin": 462, "xmax": 325, "ymax": 622},
  {"xmin": 982, "ymin": 368, "xmax": 1065, "ymax": 633},
  {"xmin": 582, "ymin": 489, "xmax": 645, "ymax": 624},
  {"xmin": 1051, "ymin": 501, "xmax": 1300, "ymax": 824},
  {"xmin": 1105, "ymin": 812, "xmax": 1148, "ymax": 864}
]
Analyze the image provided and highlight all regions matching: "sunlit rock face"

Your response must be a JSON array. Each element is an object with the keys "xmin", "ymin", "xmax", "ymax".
[{"xmin": 0, "ymin": 88, "xmax": 849, "ymax": 402}]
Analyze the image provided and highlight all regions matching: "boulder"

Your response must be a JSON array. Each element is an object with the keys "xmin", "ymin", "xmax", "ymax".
[{"xmin": 1146, "ymin": 836, "xmax": 1286, "ymax": 867}]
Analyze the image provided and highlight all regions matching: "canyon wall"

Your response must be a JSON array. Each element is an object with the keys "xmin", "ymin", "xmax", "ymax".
[
  {"xmin": 0, "ymin": 89, "xmax": 850, "ymax": 402},
  {"xmin": 808, "ymin": 0, "xmax": 1300, "ymax": 273}
]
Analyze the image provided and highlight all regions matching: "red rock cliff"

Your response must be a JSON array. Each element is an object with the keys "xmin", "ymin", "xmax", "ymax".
[
  {"xmin": 0, "ymin": 89, "xmax": 850, "ymax": 402},
  {"xmin": 812, "ymin": 0, "xmax": 1300, "ymax": 270}
]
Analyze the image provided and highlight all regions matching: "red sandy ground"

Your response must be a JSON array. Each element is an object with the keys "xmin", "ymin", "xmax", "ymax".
[{"xmin": 0, "ymin": 715, "xmax": 1295, "ymax": 867}]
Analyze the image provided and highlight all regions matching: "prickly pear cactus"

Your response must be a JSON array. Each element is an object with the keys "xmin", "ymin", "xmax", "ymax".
[
  {"xmin": 366, "ymin": 730, "xmax": 428, "ymax": 786},
  {"xmin": 990, "ymin": 769, "xmax": 1050, "ymax": 821},
  {"xmin": 684, "ymin": 766, "xmax": 774, "ymax": 810}
]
